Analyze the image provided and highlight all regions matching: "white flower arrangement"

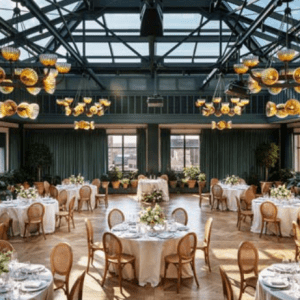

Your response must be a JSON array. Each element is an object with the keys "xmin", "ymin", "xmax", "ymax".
[
  {"xmin": 16, "ymin": 185, "xmax": 38, "ymax": 200},
  {"xmin": 142, "ymin": 189, "xmax": 163, "ymax": 203},
  {"xmin": 69, "ymin": 174, "xmax": 84, "ymax": 184},
  {"xmin": 225, "ymin": 175, "xmax": 239, "ymax": 185},
  {"xmin": 76, "ymin": 174, "xmax": 84, "ymax": 184},
  {"xmin": 270, "ymin": 184, "xmax": 292, "ymax": 200},
  {"xmin": 139, "ymin": 204, "xmax": 165, "ymax": 227}
]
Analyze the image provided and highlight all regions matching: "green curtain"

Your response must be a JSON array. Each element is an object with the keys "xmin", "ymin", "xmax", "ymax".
[
  {"xmin": 25, "ymin": 129, "xmax": 107, "ymax": 179},
  {"xmin": 137, "ymin": 128, "xmax": 146, "ymax": 174},
  {"xmin": 161, "ymin": 129, "xmax": 170, "ymax": 173},
  {"xmin": 9, "ymin": 128, "xmax": 21, "ymax": 171},
  {"xmin": 200, "ymin": 129, "xmax": 279, "ymax": 185},
  {"xmin": 284, "ymin": 128, "xmax": 293, "ymax": 169}
]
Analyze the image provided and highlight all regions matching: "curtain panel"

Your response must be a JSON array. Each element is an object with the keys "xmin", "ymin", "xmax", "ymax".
[
  {"xmin": 137, "ymin": 128, "xmax": 147, "ymax": 174},
  {"xmin": 9, "ymin": 128, "xmax": 21, "ymax": 171},
  {"xmin": 160, "ymin": 129, "xmax": 171, "ymax": 173}
]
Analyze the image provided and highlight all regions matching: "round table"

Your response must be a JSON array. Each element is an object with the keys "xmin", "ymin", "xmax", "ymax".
[
  {"xmin": 56, "ymin": 184, "xmax": 97, "ymax": 210},
  {"xmin": 251, "ymin": 198, "xmax": 300, "ymax": 237},
  {"xmin": 136, "ymin": 179, "xmax": 169, "ymax": 202},
  {"xmin": 111, "ymin": 223, "xmax": 192, "ymax": 287},
  {"xmin": 0, "ymin": 199, "xmax": 59, "ymax": 237},
  {"xmin": 255, "ymin": 263, "xmax": 300, "ymax": 300}
]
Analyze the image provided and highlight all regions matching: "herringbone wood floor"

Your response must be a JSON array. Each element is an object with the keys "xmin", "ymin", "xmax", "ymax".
[{"xmin": 9, "ymin": 194, "xmax": 295, "ymax": 299}]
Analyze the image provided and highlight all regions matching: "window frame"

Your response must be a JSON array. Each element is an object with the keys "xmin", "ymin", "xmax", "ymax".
[
  {"xmin": 0, "ymin": 128, "xmax": 9, "ymax": 174},
  {"xmin": 108, "ymin": 134, "xmax": 137, "ymax": 173}
]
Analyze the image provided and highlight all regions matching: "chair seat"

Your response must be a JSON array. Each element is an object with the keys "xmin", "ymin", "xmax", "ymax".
[
  {"xmin": 197, "ymin": 240, "xmax": 207, "ymax": 250},
  {"xmin": 245, "ymin": 276, "xmax": 258, "ymax": 288},
  {"xmin": 25, "ymin": 220, "xmax": 42, "ymax": 225},
  {"xmin": 201, "ymin": 193, "xmax": 211, "ymax": 198},
  {"xmin": 79, "ymin": 198, "xmax": 90, "ymax": 201},
  {"xmin": 263, "ymin": 217, "xmax": 281, "ymax": 223},
  {"xmin": 108, "ymin": 253, "xmax": 135, "ymax": 264},
  {"xmin": 96, "ymin": 194, "xmax": 106, "ymax": 198},
  {"xmin": 56, "ymin": 211, "xmax": 69, "ymax": 217},
  {"xmin": 215, "ymin": 196, "xmax": 227, "ymax": 201},
  {"xmin": 91, "ymin": 241, "xmax": 103, "ymax": 251},
  {"xmin": 54, "ymin": 278, "xmax": 65, "ymax": 290},
  {"xmin": 165, "ymin": 253, "xmax": 193, "ymax": 264},
  {"xmin": 241, "ymin": 210, "xmax": 254, "ymax": 216}
]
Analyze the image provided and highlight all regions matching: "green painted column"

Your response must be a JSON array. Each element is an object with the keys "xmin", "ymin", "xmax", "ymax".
[{"xmin": 147, "ymin": 124, "xmax": 159, "ymax": 174}]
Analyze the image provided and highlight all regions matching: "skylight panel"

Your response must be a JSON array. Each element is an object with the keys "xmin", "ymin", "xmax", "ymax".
[
  {"xmin": 105, "ymin": 14, "xmax": 140, "ymax": 29},
  {"xmin": 157, "ymin": 43, "xmax": 176, "ymax": 56},
  {"xmin": 111, "ymin": 43, "xmax": 142, "ymax": 56},
  {"xmin": 85, "ymin": 43, "xmax": 111, "ymax": 56},
  {"xmin": 164, "ymin": 14, "xmax": 201, "ymax": 30},
  {"xmin": 0, "ymin": 2, "xmax": 18, "ymax": 20},
  {"xmin": 88, "ymin": 59, "xmax": 112, "ymax": 63},
  {"xmin": 127, "ymin": 43, "xmax": 149, "ymax": 56},
  {"xmin": 115, "ymin": 59, "xmax": 141, "ymax": 63},
  {"xmin": 35, "ymin": 0, "xmax": 51, "ymax": 8},
  {"xmin": 164, "ymin": 58, "xmax": 192, "ymax": 63},
  {"xmin": 195, "ymin": 43, "xmax": 220, "ymax": 56},
  {"xmin": 35, "ymin": 37, "xmax": 52, "ymax": 47},
  {"xmin": 167, "ymin": 43, "xmax": 195, "ymax": 57}
]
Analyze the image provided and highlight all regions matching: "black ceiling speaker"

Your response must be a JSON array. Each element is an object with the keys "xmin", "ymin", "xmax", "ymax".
[{"xmin": 140, "ymin": 0, "xmax": 163, "ymax": 37}]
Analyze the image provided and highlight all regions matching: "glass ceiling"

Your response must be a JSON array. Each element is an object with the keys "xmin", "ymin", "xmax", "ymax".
[{"xmin": 0, "ymin": 0, "xmax": 299, "ymax": 72}]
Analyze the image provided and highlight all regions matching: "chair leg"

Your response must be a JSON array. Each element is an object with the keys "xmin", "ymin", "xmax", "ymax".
[
  {"xmin": 238, "ymin": 284, "xmax": 244, "ymax": 300},
  {"xmin": 41, "ymin": 222, "xmax": 46, "ymax": 240},
  {"xmin": 259, "ymin": 221, "xmax": 264, "ymax": 238},
  {"xmin": 265, "ymin": 222, "xmax": 268, "ymax": 235},
  {"xmin": 23, "ymin": 223, "xmax": 27, "ymax": 238},
  {"xmin": 9, "ymin": 219, "xmax": 13, "ymax": 237},
  {"xmin": 101, "ymin": 261, "xmax": 108, "ymax": 286},
  {"xmin": 296, "ymin": 246, "xmax": 299, "ymax": 262},
  {"xmin": 67, "ymin": 216, "xmax": 70, "ymax": 232},
  {"xmin": 278, "ymin": 222, "xmax": 282, "ymax": 237},
  {"xmin": 164, "ymin": 262, "xmax": 169, "ymax": 284},
  {"xmin": 132, "ymin": 260, "xmax": 137, "ymax": 282},
  {"xmin": 177, "ymin": 264, "xmax": 181, "ymax": 293},
  {"xmin": 72, "ymin": 216, "xmax": 75, "ymax": 229},
  {"xmin": 118, "ymin": 263, "xmax": 123, "ymax": 293},
  {"xmin": 58, "ymin": 216, "xmax": 62, "ymax": 228},
  {"xmin": 191, "ymin": 259, "xmax": 199, "ymax": 287},
  {"xmin": 87, "ymin": 249, "xmax": 91, "ymax": 273},
  {"xmin": 206, "ymin": 248, "xmax": 211, "ymax": 272}
]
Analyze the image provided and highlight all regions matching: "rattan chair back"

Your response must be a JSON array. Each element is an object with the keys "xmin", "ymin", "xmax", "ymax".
[
  {"xmin": 138, "ymin": 175, "xmax": 147, "ymax": 180},
  {"xmin": 212, "ymin": 184, "xmax": 223, "ymax": 198},
  {"xmin": 50, "ymin": 185, "xmax": 58, "ymax": 199},
  {"xmin": 50, "ymin": 242, "xmax": 73, "ymax": 277},
  {"xmin": 210, "ymin": 178, "xmax": 219, "ymax": 187},
  {"xmin": 44, "ymin": 181, "xmax": 50, "ymax": 195},
  {"xmin": 238, "ymin": 241, "xmax": 259, "ymax": 275},
  {"xmin": 0, "ymin": 213, "xmax": 10, "ymax": 227},
  {"xmin": 204, "ymin": 217, "xmax": 213, "ymax": 247},
  {"xmin": 103, "ymin": 232, "xmax": 122, "ymax": 260},
  {"xmin": 261, "ymin": 182, "xmax": 272, "ymax": 194},
  {"xmin": 293, "ymin": 221, "xmax": 300, "ymax": 242},
  {"xmin": 62, "ymin": 179, "xmax": 70, "ymax": 185},
  {"xmin": 238, "ymin": 178, "xmax": 246, "ymax": 184},
  {"xmin": 79, "ymin": 186, "xmax": 91, "ymax": 200},
  {"xmin": 108, "ymin": 209, "xmax": 125, "ymax": 229},
  {"xmin": 250, "ymin": 185, "xmax": 258, "ymax": 194},
  {"xmin": 92, "ymin": 179, "xmax": 101, "ymax": 191},
  {"xmin": 244, "ymin": 188, "xmax": 255, "ymax": 208},
  {"xmin": 172, "ymin": 208, "xmax": 188, "ymax": 225},
  {"xmin": 160, "ymin": 174, "xmax": 168, "ymax": 181},
  {"xmin": 219, "ymin": 266, "xmax": 234, "ymax": 300},
  {"xmin": 0, "ymin": 240, "xmax": 14, "ymax": 253},
  {"xmin": 85, "ymin": 218, "xmax": 94, "ymax": 245},
  {"xmin": 260, "ymin": 201, "xmax": 277, "ymax": 220},
  {"xmin": 27, "ymin": 203, "xmax": 45, "ymax": 222},
  {"xmin": 0, "ymin": 223, "xmax": 6, "ymax": 240},
  {"xmin": 69, "ymin": 271, "xmax": 86, "ymax": 300},
  {"xmin": 69, "ymin": 196, "xmax": 75, "ymax": 218},
  {"xmin": 236, "ymin": 196, "xmax": 242, "ymax": 213},
  {"xmin": 177, "ymin": 232, "xmax": 197, "ymax": 261},
  {"xmin": 58, "ymin": 190, "xmax": 68, "ymax": 209}
]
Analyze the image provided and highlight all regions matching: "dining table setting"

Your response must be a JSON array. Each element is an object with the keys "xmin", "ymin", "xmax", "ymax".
[{"xmin": 136, "ymin": 178, "xmax": 170, "ymax": 202}]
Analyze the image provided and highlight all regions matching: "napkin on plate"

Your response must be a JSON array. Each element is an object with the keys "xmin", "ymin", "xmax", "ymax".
[
  {"xmin": 270, "ymin": 278, "xmax": 287, "ymax": 286},
  {"xmin": 24, "ymin": 281, "xmax": 43, "ymax": 289},
  {"xmin": 177, "ymin": 226, "xmax": 189, "ymax": 231}
]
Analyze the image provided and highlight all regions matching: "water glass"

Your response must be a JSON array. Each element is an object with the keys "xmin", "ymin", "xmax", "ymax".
[{"xmin": 10, "ymin": 282, "xmax": 20, "ymax": 300}]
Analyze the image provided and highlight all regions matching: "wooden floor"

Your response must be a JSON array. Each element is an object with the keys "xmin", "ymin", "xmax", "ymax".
[{"xmin": 9, "ymin": 194, "xmax": 296, "ymax": 300}]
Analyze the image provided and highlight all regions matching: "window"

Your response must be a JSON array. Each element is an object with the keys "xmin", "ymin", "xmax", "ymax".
[
  {"xmin": 170, "ymin": 135, "xmax": 200, "ymax": 171},
  {"xmin": 0, "ymin": 132, "xmax": 7, "ymax": 173},
  {"xmin": 294, "ymin": 134, "xmax": 300, "ymax": 171},
  {"xmin": 108, "ymin": 135, "xmax": 137, "ymax": 172}
]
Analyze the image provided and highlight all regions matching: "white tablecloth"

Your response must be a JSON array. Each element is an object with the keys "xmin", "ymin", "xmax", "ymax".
[
  {"xmin": 56, "ymin": 184, "xmax": 97, "ymax": 210},
  {"xmin": 136, "ymin": 179, "xmax": 169, "ymax": 201},
  {"xmin": 251, "ymin": 198, "xmax": 300, "ymax": 237},
  {"xmin": 111, "ymin": 224, "xmax": 192, "ymax": 287},
  {"xmin": 0, "ymin": 199, "xmax": 59, "ymax": 237},
  {"xmin": 255, "ymin": 264, "xmax": 299, "ymax": 300},
  {"xmin": 212, "ymin": 184, "xmax": 248, "ymax": 211}
]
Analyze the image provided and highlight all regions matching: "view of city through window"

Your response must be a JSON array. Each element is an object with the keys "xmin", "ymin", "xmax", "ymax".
[
  {"xmin": 108, "ymin": 135, "xmax": 137, "ymax": 172},
  {"xmin": 0, "ymin": 133, "xmax": 6, "ymax": 173},
  {"xmin": 170, "ymin": 135, "xmax": 200, "ymax": 171}
]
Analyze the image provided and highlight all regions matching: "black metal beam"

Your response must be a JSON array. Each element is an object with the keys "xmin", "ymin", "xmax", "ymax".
[{"xmin": 19, "ymin": 0, "xmax": 106, "ymax": 90}]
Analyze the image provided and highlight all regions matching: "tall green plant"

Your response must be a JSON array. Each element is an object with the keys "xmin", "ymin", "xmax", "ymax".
[{"xmin": 255, "ymin": 143, "xmax": 279, "ymax": 181}]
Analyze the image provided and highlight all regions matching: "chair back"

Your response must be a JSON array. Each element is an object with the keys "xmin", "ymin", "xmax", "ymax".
[
  {"xmin": 210, "ymin": 178, "xmax": 219, "ymax": 187},
  {"xmin": 260, "ymin": 201, "xmax": 278, "ymax": 220},
  {"xmin": 27, "ymin": 203, "xmax": 45, "ymax": 222},
  {"xmin": 238, "ymin": 241, "xmax": 259, "ymax": 276},
  {"xmin": 85, "ymin": 219, "xmax": 94, "ymax": 245},
  {"xmin": 108, "ymin": 209, "xmax": 125, "ymax": 229},
  {"xmin": 0, "ymin": 223, "xmax": 6, "ymax": 240},
  {"xmin": 244, "ymin": 188, "xmax": 255, "ymax": 209},
  {"xmin": 103, "ymin": 232, "xmax": 122, "ymax": 260},
  {"xmin": 138, "ymin": 175, "xmax": 146, "ymax": 180},
  {"xmin": 69, "ymin": 196, "xmax": 76, "ymax": 218},
  {"xmin": 58, "ymin": 190, "xmax": 68, "ymax": 210},
  {"xmin": 69, "ymin": 271, "xmax": 86, "ymax": 300},
  {"xmin": 177, "ymin": 232, "xmax": 197, "ymax": 261},
  {"xmin": 238, "ymin": 178, "xmax": 246, "ymax": 184},
  {"xmin": 260, "ymin": 181, "xmax": 272, "ymax": 194},
  {"xmin": 62, "ymin": 178, "xmax": 70, "ymax": 185},
  {"xmin": 204, "ymin": 217, "xmax": 213, "ymax": 247},
  {"xmin": 250, "ymin": 185, "xmax": 258, "ymax": 194},
  {"xmin": 50, "ymin": 242, "xmax": 73, "ymax": 277},
  {"xmin": 236, "ymin": 196, "xmax": 241, "ymax": 213},
  {"xmin": 293, "ymin": 221, "xmax": 300, "ymax": 242},
  {"xmin": 50, "ymin": 185, "xmax": 58, "ymax": 199},
  {"xmin": 91, "ymin": 179, "xmax": 101, "ymax": 191},
  {"xmin": 212, "ymin": 184, "xmax": 223, "ymax": 198},
  {"xmin": 160, "ymin": 174, "xmax": 168, "ymax": 181},
  {"xmin": 0, "ymin": 213, "xmax": 10, "ymax": 227},
  {"xmin": 171, "ymin": 208, "xmax": 188, "ymax": 225},
  {"xmin": 79, "ymin": 186, "xmax": 92, "ymax": 200},
  {"xmin": 0, "ymin": 240, "xmax": 14, "ymax": 253},
  {"xmin": 219, "ymin": 266, "xmax": 234, "ymax": 300},
  {"xmin": 44, "ymin": 181, "xmax": 50, "ymax": 195}
]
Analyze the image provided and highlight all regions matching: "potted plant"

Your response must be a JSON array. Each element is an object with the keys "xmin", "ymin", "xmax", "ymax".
[
  {"xmin": 100, "ymin": 174, "xmax": 110, "ymax": 189},
  {"xmin": 109, "ymin": 166, "xmax": 122, "ymax": 189},
  {"xmin": 287, "ymin": 172, "xmax": 300, "ymax": 195},
  {"xmin": 121, "ymin": 178, "xmax": 130, "ymax": 189},
  {"xmin": 129, "ymin": 170, "xmax": 138, "ymax": 189},
  {"xmin": 197, "ymin": 172, "xmax": 206, "ymax": 190},
  {"xmin": 269, "ymin": 169, "xmax": 295, "ymax": 186},
  {"xmin": 181, "ymin": 178, "xmax": 188, "ymax": 188},
  {"xmin": 183, "ymin": 166, "xmax": 200, "ymax": 188},
  {"xmin": 167, "ymin": 170, "xmax": 178, "ymax": 189}
]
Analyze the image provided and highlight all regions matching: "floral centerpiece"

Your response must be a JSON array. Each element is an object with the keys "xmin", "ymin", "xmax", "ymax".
[
  {"xmin": 69, "ymin": 174, "xmax": 84, "ymax": 184},
  {"xmin": 270, "ymin": 185, "xmax": 292, "ymax": 200},
  {"xmin": 16, "ymin": 185, "xmax": 38, "ymax": 200},
  {"xmin": 225, "ymin": 175, "xmax": 239, "ymax": 185},
  {"xmin": 139, "ymin": 204, "xmax": 165, "ymax": 228},
  {"xmin": 142, "ymin": 189, "xmax": 163, "ymax": 203},
  {"xmin": 0, "ymin": 252, "xmax": 11, "ymax": 275}
]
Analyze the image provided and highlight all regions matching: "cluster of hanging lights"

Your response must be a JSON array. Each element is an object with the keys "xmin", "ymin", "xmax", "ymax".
[{"xmin": 212, "ymin": 120, "xmax": 232, "ymax": 130}]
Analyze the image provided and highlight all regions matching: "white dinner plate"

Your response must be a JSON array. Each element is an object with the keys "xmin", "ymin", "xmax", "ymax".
[
  {"xmin": 121, "ymin": 233, "xmax": 141, "ymax": 239},
  {"xmin": 21, "ymin": 264, "xmax": 45, "ymax": 274},
  {"xmin": 262, "ymin": 277, "xmax": 289, "ymax": 289},
  {"xmin": 21, "ymin": 280, "xmax": 48, "ymax": 292},
  {"xmin": 157, "ymin": 233, "xmax": 174, "ymax": 239},
  {"xmin": 0, "ymin": 285, "xmax": 10, "ymax": 293}
]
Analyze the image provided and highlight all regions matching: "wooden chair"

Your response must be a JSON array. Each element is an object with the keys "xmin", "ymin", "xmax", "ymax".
[
  {"xmin": 102, "ymin": 232, "xmax": 137, "ymax": 293},
  {"xmin": 44, "ymin": 181, "xmax": 50, "ymax": 196},
  {"xmin": 199, "ymin": 181, "xmax": 211, "ymax": 208},
  {"xmin": 211, "ymin": 184, "xmax": 227, "ymax": 210},
  {"xmin": 259, "ymin": 201, "xmax": 282, "ymax": 240},
  {"xmin": 85, "ymin": 218, "xmax": 103, "ymax": 273},
  {"xmin": 238, "ymin": 178, "xmax": 246, "ymax": 184},
  {"xmin": 237, "ymin": 241, "xmax": 259, "ymax": 300},
  {"xmin": 92, "ymin": 178, "xmax": 101, "ymax": 189},
  {"xmin": 210, "ymin": 178, "xmax": 219, "ymax": 187},
  {"xmin": 250, "ymin": 185, "xmax": 258, "ymax": 195},
  {"xmin": 23, "ymin": 182, "xmax": 30, "ymax": 190},
  {"xmin": 0, "ymin": 212, "xmax": 13, "ymax": 239},
  {"xmin": 260, "ymin": 181, "xmax": 272, "ymax": 196},
  {"xmin": 50, "ymin": 185, "xmax": 58, "ymax": 199},
  {"xmin": 95, "ymin": 186, "xmax": 108, "ymax": 209},
  {"xmin": 160, "ymin": 174, "xmax": 168, "ymax": 181},
  {"xmin": 138, "ymin": 175, "xmax": 147, "ymax": 180},
  {"xmin": 0, "ymin": 224, "xmax": 6, "ymax": 240},
  {"xmin": 57, "ymin": 190, "xmax": 68, "ymax": 211},
  {"xmin": 240, "ymin": 188, "xmax": 255, "ymax": 210},
  {"xmin": 220, "ymin": 266, "xmax": 234, "ymax": 300},
  {"xmin": 0, "ymin": 240, "xmax": 14, "ymax": 253},
  {"xmin": 62, "ymin": 178, "xmax": 70, "ymax": 185},
  {"xmin": 69, "ymin": 271, "xmax": 86, "ymax": 300},
  {"xmin": 164, "ymin": 232, "xmax": 199, "ymax": 293},
  {"xmin": 171, "ymin": 208, "xmax": 188, "ymax": 225},
  {"xmin": 34, "ymin": 182, "xmax": 44, "ymax": 196},
  {"xmin": 197, "ymin": 217, "xmax": 213, "ymax": 272},
  {"xmin": 108, "ymin": 209, "xmax": 125, "ymax": 229},
  {"xmin": 78, "ymin": 186, "xmax": 92, "ymax": 212},
  {"xmin": 23, "ymin": 203, "xmax": 46, "ymax": 240},
  {"xmin": 236, "ymin": 197, "xmax": 253, "ymax": 231},
  {"xmin": 56, "ymin": 196, "xmax": 76, "ymax": 232},
  {"xmin": 293, "ymin": 221, "xmax": 300, "ymax": 262},
  {"xmin": 50, "ymin": 242, "xmax": 73, "ymax": 298}
]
